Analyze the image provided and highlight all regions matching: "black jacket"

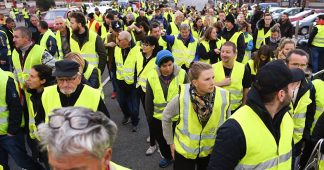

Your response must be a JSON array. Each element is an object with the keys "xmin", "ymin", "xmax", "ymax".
[
  {"xmin": 278, "ymin": 19, "xmax": 294, "ymax": 38},
  {"xmin": 207, "ymin": 86, "xmax": 291, "ymax": 170},
  {"xmin": 253, "ymin": 19, "xmax": 276, "ymax": 51},
  {"xmin": 0, "ymin": 25, "xmax": 14, "ymax": 51},
  {"xmin": 36, "ymin": 84, "xmax": 109, "ymax": 124},
  {"xmin": 221, "ymin": 25, "xmax": 246, "ymax": 62}
]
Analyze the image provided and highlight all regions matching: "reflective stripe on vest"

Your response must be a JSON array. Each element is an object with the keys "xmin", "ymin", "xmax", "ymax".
[
  {"xmin": 289, "ymin": 89, "xmax": 312, "ymax": 144},
  {"xmin": 70, "ymin": 31, "xmax": 99, "ymax": 67},
  {"xmin": 255, "ymin": 28, "xmax": 271, "ymax": 49},
  {"xmin": 172, "ymin": 37, "xmax": 197, "ymax": 68},
  {"xmin": 174, "ymin": 84, "xmax": 230, "ymax": 159},
  {"xmin": 136, "ymin": 57, "xmax": 156, "ymax": 92},
  {"xmin": 311, "ymin": 25, "xmax": 324, "ymax": 47},
  {"xmin": 42, "ymin": 85, "xmax": 101, "ymax": 122},
  {"xmin": 231, "ymin": 106, "xmax": 293, "ymax": 170},
  {"xmin": 213, "ymin": 61, "xmax": 245, "ymax": 110},
  {"xmin": 148, "ymin": 67, "xmax": 186, "ymax": 120},
  {"xmin": 12, "ymin": 45, "xmax": 45, "ymax": 88},
  {"xmin": 311, "ymin": 79, "xmax": 324, "ymax": 134},
  {"xmin": 115, "ymin": 45, "xmax": 140, "ymax": 84}
]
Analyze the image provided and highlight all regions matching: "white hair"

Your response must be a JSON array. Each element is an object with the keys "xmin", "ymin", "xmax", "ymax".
[
  {"xmin": 174, "ymin": 10, "xmax": 183, "ymax": 18},
  {"xmin": 37, "ymin": 107, "xmax": 117, "ymax": 159}
]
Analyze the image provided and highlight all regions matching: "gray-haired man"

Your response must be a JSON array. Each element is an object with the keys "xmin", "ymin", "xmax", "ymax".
[{"xmin": 37, "ymin": 106, "xmax": 129, "ymax": 170}]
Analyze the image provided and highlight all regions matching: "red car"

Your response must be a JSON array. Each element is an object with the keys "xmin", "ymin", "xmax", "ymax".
[{"xmin": 43, "ymin": 8, "xmax": 80, "ymax": 31}]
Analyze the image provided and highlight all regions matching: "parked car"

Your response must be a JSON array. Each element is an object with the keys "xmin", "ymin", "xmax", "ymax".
[
  {"xmin": 259, "ymin": 3, "xmax": 280, "ymax": 11},
  {"xmin": 269, "ymin": 7, "xmax": 287, "ymax": 15},
  {"xmin": 88, "ymin": 6, "xmax": 112, "ymax": 14},
  {"xmin": 289, "ymin": 10, "xmax": 315, "ymax": 22},
  {"xmin": 292, "ymin": 13, "xmax": 324, "ymax": 35},
  {"xmin": 273, "ymin": 7, "xmax": 310, "ymax": 21},
  {"xmin": 100, "ymin": 1, "xmax": 112, "ymax": 6},
  {"xmin": 43, "ymin": 8, "xmax": 80, "ymax": 31}
]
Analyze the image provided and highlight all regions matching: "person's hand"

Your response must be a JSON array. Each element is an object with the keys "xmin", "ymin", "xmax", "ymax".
[
  {"xmin": 221, "ymin": 77, "xmax": 231, "ymax": 86},
  {"xmin": 106, "ymin": 42, "xmax": 116, "ymax": 47},
  {"xmin": 214, "ymin": 49, "xmax": 220, "ymax": 54},
  {"xmin": 170, "ymin": 144, "xmax": 175, "ymax": 160}
]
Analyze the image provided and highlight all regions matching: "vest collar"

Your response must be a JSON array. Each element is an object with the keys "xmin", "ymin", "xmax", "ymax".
[{"xmin": 246, "ymin": 86, "xmax": 291, "ymax": 145}]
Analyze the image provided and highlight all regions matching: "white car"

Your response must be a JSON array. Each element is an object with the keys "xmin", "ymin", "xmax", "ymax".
[
  {"xmin": 88, "ymin": 6, "xmax": 112, "ymax": 14},
  {"xmin": 100, "ymin": 1, "xmax": 112, "ymax": 6}
]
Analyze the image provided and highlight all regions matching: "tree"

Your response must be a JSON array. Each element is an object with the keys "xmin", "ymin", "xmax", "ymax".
[{"xmin": 36, "ymin": 0, "xmax": 55, "ymax": 11}]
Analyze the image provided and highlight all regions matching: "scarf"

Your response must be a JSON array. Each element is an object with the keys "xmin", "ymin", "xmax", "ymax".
[{"xmin": 189, "ymin": 85, "xmax": 215, "ymax": 126}]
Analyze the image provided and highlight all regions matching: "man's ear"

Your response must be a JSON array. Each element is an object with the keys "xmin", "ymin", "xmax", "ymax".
[{"xmin": 102, "ymin": 148, "xmax": 112, "ymax": 166}]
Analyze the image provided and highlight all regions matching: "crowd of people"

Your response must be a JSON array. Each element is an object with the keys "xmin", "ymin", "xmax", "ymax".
[{"xmin": 0, "ymin": 0, "xmax": 324, "ymax": 169}]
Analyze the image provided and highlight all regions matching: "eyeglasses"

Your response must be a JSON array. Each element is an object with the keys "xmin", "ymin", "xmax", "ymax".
[
  {"xmin": 56, "ymin": 75, "xmax": 78, "ymax": 84},
  {"xmin": 140, "ymin": 42, "xmax": 151, "ymax": 47},
  {"xmin": 49, "ymin": 115, "xmax": 98, "ymax": 130}
]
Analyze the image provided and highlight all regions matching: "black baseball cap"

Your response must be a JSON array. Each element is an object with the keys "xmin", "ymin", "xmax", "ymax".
[
  {"xmin": 254, "ymin": 60, "xmax": 293, "ymax": 94},
  {"xmin": 111, "ymin": 21, "xmax": 122, "ymax": 32}
]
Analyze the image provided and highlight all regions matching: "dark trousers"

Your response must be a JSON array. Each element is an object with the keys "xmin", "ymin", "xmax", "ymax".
[
  {"xmin": 174, "ymin": 152, "xmax": 210, "ymax": 170},
  {"xmin": 0, "ymin": 132, "xmax": 44, "ymax": 170},
  {"xmin": 138, "ymin": 88, "xmax": 157, "ymax": 146},
  {"xmin": 151, "ymin": 118, "xmax": 175, "ymax": 160},
  {"xmin": 26, "ymin": 135, "xmax": 50, "ymax": 170},
  {"xmin": 116, "ymin": 80, "xmax": 140, "ymax": 126},
  {"xmin": 311, "ymin": 47, "xmax": 324, "ymax": 73}
]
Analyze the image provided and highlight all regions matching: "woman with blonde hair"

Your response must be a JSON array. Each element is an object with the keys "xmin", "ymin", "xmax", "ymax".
[
  {"xmin": 64, "ymin": 52, "xmax": 101, "ymax": 89},
  {"xmin": 196, "ymin": 26, "xmax": 222, "ymax": 64},
  {"xmin": 276, "ymin": 38, "xmax": 296, "ymax": 60},
  {"xmin": 162, "ymin": 62, "xmax": 230, "ymax": 170}
]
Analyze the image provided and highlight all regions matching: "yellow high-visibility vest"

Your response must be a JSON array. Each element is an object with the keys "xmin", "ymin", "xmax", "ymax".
[
  {"xmin": 171, "ymin": 37, "xmax": 197, "ymax": 68},
  {"xmin": 115, "ymin": 45, "xmax": 140, "ymax": 84},
  {"xmin": 42, "ymin": 85, "xmax": 101, "ymax": 122},
  {"xmin": 70, "ymin": 31, "xmax": 99, "ymax": 67},
  {"xmin": 311, "ymin": 79, "xmax": 324, "ymax": 134},
  {"xmin": 289, "ymin": 89, "xmax": 312, "ymax": 144},
  {"xmin": 136, "ymin": 56, "xmax": 156, "ymax": 92},
  {"xmin": 311, "ymin": 25, "xmax": 324, "ymax": 47},
  {"xmin": 12, "ymin": 45, "xmax": 45, "ymax": 89},
  {"xmin": 231, "ymin": 105, "xmax": 293, "ymax": 169},
  {"xmin": 255, "ymin": 28, "xmax": 271, "ymax": 49},
  {"xmin": 148, "ymin": 68, "xmax": 186, "ymax": 121},
  {"xmin": 213, "ymin": 61, "xmax": 245, "ymax": 111},
  {"xmin": 199, "ymin": 40, "xmax": 221, "ymax": 64},
  {"xmin": 174, "ymin": 83, "xmax": 230, "ymax": 159}
]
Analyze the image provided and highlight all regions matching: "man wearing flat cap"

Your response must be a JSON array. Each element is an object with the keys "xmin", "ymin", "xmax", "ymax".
[
  {"xmin": 208, "ymin": 60, "xmax": 300, "ymax": 169},
  {"xmin": 36, "ymin": 60, "xmax": 109, "ymax": 124}
]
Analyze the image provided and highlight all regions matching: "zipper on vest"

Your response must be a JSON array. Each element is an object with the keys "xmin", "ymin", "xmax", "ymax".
[{"xmin": 197, "ymin": 129, "xmax": 203, "ymax": 158}]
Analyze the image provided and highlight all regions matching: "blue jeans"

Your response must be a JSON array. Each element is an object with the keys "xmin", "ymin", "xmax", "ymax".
[
  {"xmin": 115, "ymin": 80, "xmax": 140, "ymax": 126},
  {"xmin": 0, "ymin": 133, "xmax": 44, "ymax": 170},
  {"xmin": 311, "ymin": 47, "xmax": 324, "ymax": 73}
]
